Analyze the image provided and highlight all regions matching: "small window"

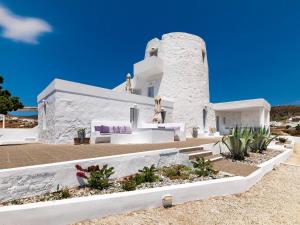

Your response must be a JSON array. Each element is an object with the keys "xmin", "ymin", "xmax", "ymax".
[
  {"xmin": 42, "ymin": 104, "xmax": 47, "ymax": 130},
  {"xmin": 223, "ymin": 117, "xmax": 226, "ymax": 125},
  {"xmin": 147, "ymin": 86, "xmax": 154, "ymax": 97},
  {"xmin": 202, "ymin": 49, "xmax": 206, "ymax": 63},
  {"xmin": 203, "ymin": 109, "xmax": 207, "ymax": 130}
]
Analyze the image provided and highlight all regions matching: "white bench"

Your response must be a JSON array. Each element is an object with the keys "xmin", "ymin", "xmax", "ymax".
[
  {"xmin": 140, "ymin": 123, "xmax": 186, "ymax": 141},
  {"xmin": 90, "ymin": 120, "xmax": 132, "ymax": 144}
]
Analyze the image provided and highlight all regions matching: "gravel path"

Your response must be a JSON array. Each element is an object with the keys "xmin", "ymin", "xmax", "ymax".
[{"xmin": 73, "ymin": 164, "xmax": 300, "ymax": 225}]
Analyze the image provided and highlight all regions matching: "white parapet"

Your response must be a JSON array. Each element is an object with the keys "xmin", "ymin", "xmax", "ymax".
[{"xmin": 134, "ymin": 57, "xmax": 163, "ymax": 78}]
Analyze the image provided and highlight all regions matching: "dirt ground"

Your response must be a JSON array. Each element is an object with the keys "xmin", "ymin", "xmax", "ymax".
[
  {"xmin": 0, "ymin": 137, "xmax": 219, "ymax": 169},
  {"xmin": 73, "ymin": 164, "xmax": 300, "ymax": 225}
]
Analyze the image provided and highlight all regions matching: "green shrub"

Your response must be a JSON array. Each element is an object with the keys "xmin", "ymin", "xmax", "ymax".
[
  {"xmin": 133, "ymin": 173, "xmax": 145, "ymax": 185},
  {"xmin": 296, "ymin": 124, "xmax": 300, "ymax": 131},
  {"xmin": 138, "ymin": 165, "xmax": 158, "ymax": 183},
  {"xmin": 162, "ymin": 165, "xmax": 191, "ymax": 180},
  {"xmin": 76, "ymin": 164, "xmax": 114, "ymax": 190},
  {"xmin": 192, "ymin": 157, "xmax": 216, "ymax": 177},
  {"xmin": 250, "ymin": 127, "xmax": 276, "ymax": 153},
  {"xmin": 55, "ymin": 184, "xmax": 71, "ymax": 199},
  {"xmin": 88, "ymin": 165, "xmax": 114, "ymax": 189},
  {"xmin": 216, "ymin": 127, "xmax": 253, "ymax": 160},
  {"xmin": 121, "ymin": 176, "xmax": 137, "ymax": 191}
]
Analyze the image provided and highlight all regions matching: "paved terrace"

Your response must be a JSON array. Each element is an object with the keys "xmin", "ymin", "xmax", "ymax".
[{"xmin": 0, "ymin": 138, "xmax": 220, "ymax": 169}]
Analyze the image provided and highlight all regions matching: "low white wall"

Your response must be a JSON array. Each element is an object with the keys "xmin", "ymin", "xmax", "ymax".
[
  {"xmin": 0, "ymin": 149, "xmax": 189, "ymax": 202},
  {"xmin": 0, "ymin": 148, "xmax": 292, "ymax": 225},
  {"xmin": 291, "ymin": 136, "xmax": 300, "ymax": 144},
  {"xmin": 0, "ymin": 127, "xmax": 38, "ymax": 144}
]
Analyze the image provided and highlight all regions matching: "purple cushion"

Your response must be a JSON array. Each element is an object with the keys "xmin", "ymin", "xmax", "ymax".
[
  {"xmin": 94, "ymin": 126, "xmax": 102, "ymax": 132},
  {"xmin": 101, "ymin": 125, "xmax": 110, "ymax": 134},
  {"xmin": 125, "ymin": 126, "xmax": 132, "ymax": 134},
  {"xmin": 119, "ymin": 126, "xmax": 126, "ymax": 134},
  {"xmin": 109, "ymin": 126, "xmax": 114, "ymax": 133},
  {"xmin": 113, "ymin": 126, "xmax": 120, "ymax": 133}
]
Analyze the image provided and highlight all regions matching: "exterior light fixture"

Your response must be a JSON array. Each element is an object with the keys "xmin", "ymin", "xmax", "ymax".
[{"xmin": 162, "ymin": 195, "xmax": 173, "ymax": 208}]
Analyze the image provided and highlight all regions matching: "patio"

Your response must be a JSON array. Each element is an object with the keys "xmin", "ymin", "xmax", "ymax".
[{"xmin": 0, "ymin": 137, "xmax": 220, "ymax": 169}]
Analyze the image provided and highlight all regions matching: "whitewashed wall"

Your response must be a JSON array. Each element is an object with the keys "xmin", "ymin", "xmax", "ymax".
[
  {"xmin": 141, "ymin": 33, "xmax": 212, "ymax": 136},
  {"xmin": 215, "ymin": 111, "xmax": 242, "ymax": 134},
  {"xmin": 38, "ymin": 79, "xmax": 174, "ymax": 144},
  {"xmin": 0, "ymin": 149, "xmax": 188, "ymax": 202},
  {"xmin": 241, "ymin": 109, "xmax": 261, "ymax": 127},
  {"xmin": 0, "ymin": 127, "xmax": 38, "ymax": 144}
]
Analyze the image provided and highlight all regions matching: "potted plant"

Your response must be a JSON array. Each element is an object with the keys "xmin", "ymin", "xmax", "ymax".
[
  {"xmin": 192, "ymin": 127, "xmax": 199, "ymax": 138},
  {"xmin": 77, "ymin": 128, "xmax": 86, "ymax": 144}
]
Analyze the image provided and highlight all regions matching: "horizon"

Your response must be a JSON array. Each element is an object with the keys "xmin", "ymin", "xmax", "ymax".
[{"xmin": 0, "ymin": 0, "xmax": 300, "ymax": 107}]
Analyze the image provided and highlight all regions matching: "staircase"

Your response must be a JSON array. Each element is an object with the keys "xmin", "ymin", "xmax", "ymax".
[{"xmin": 179, "ymin": 146, "xmax": 223, "ymax": 162}]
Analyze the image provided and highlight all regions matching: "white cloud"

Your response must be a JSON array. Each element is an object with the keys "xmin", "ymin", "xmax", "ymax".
[{"xmin": 0, "ymin": 5, "xmax": 52, "ymax": 44}]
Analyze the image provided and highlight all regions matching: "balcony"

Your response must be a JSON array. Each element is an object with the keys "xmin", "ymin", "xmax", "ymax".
[{"xmin": 134, "ymin": 56, "xmax": 163, "ymax": 79}]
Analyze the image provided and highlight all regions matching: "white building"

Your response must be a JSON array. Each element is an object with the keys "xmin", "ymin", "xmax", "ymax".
[{"xmin": 38, "ymin": 32, "xmax": 270, "ymax": 144}]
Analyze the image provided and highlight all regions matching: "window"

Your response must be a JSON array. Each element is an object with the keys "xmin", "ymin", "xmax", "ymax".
[
  {"xmin": 203, "ymin": 108, "xmax": 207, "ymax": 130},
  {"xmin": 216, "ymin": 116, "xmax": 220, "ymax": 131},
  {"xmin": 42, "ymin": 104, "xmax": 47, "ymax": 130},
  {"xmin": 147, "ymin": 86, "xmax": 154, "ymax": 97},
  {"xmin": 223, "ymin": 117, "xmax": 226, "ymax": 125},
  {"xmin": 202, "ymin": 49, "xmax": 206, "ymax": 63}
]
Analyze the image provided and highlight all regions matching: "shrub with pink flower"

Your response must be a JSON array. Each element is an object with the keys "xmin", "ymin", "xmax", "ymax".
[{"xmin": 75, "ymin": 164, "xmax": 114, "ymax": 190}]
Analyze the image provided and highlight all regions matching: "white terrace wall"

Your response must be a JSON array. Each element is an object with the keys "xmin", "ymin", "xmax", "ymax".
[
  {"xmin": 38, "ymin": 79, "xmax": 174, "ymax": 144},
  {"xmin": 0, "ymin": 127, "xmax": 38, "ymax": 144},
  {"xmin": 0, "ymin": 149, "xmax": 189, "ymax": 202}
]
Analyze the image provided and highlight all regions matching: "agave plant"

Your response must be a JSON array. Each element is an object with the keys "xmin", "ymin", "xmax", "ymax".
[
  {"xmin": 216, "ymin": 127, "xmax": 253, "ymax": 160},
  {"xmin": 250, "ymin": 127, "xmax": 276, "ymax": 153}
]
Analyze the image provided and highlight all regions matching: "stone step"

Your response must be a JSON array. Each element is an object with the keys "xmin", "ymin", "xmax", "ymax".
[
  {"xmin": 187, "ymin": 150, "xmax": 212, "ymax": 160},
  {"xmin": 204, "ymin": 154, "xmax": 223, "ymax": 162},
  {"xmin": 179, "ymin": 146, "xmax": 204, "ymax": 154}
]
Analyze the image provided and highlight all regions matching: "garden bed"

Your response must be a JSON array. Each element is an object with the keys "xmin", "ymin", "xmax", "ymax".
[
  {"xmin": 223, "ymin": 149, "xmax": 282, "ymax": 166},
  {"xmin": 0, "ymin": 148, "xmax": 292, "ymax": 225},
  {"xmin": 0, "ymin": 148, "xmax": 284, "ymax": 207},
  {"xmin": 0, "ymin": 163, "xmax": 231, "ymax": 207}
]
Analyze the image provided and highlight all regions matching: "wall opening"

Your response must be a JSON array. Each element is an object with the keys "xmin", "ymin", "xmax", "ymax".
[
  {"xmin": 203, "ymin": 108, "xmax": 207, "ymax": 130},
  {"xmin": 216, "ymin": 116, "xmax": 220, "ymax": 131},
  {"xmin": 42, "ymin": 104, "xmax": 47, "ymax": 130},
  {"xmin": 202, "ymin": 49, "xmax": 206, "ymax": 63},
  {"xmin": 147, "ymin": 86, "xmax": 154, "ymax": 97}
]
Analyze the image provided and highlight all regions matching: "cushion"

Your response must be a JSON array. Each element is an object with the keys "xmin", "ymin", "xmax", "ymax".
[
  {"xmin": 125, "ymin": 126, "xmax": 132, "ymax": 134},
  {"xmin": 109, "ymin": 126, "xmax": 114, "ymax": 133},
  {"xmin": 101, "ymin": 125, "xmax": 110, "ymax": 134},
  {"xmin": 119, "ymin": 126, "xmax": 126, "ymax": 134},
  {"xmin": 94, "ymin": 126, "xmax": 102, "ymax": 132},
  {"xmin": 113, "ymin": 126, "xmax": 120, "ymax": 133}
]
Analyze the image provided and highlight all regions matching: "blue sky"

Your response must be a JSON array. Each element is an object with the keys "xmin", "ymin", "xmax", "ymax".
[{"xmin": 0, "ymin": 0, "xmax": 299, "ymax": 107}]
